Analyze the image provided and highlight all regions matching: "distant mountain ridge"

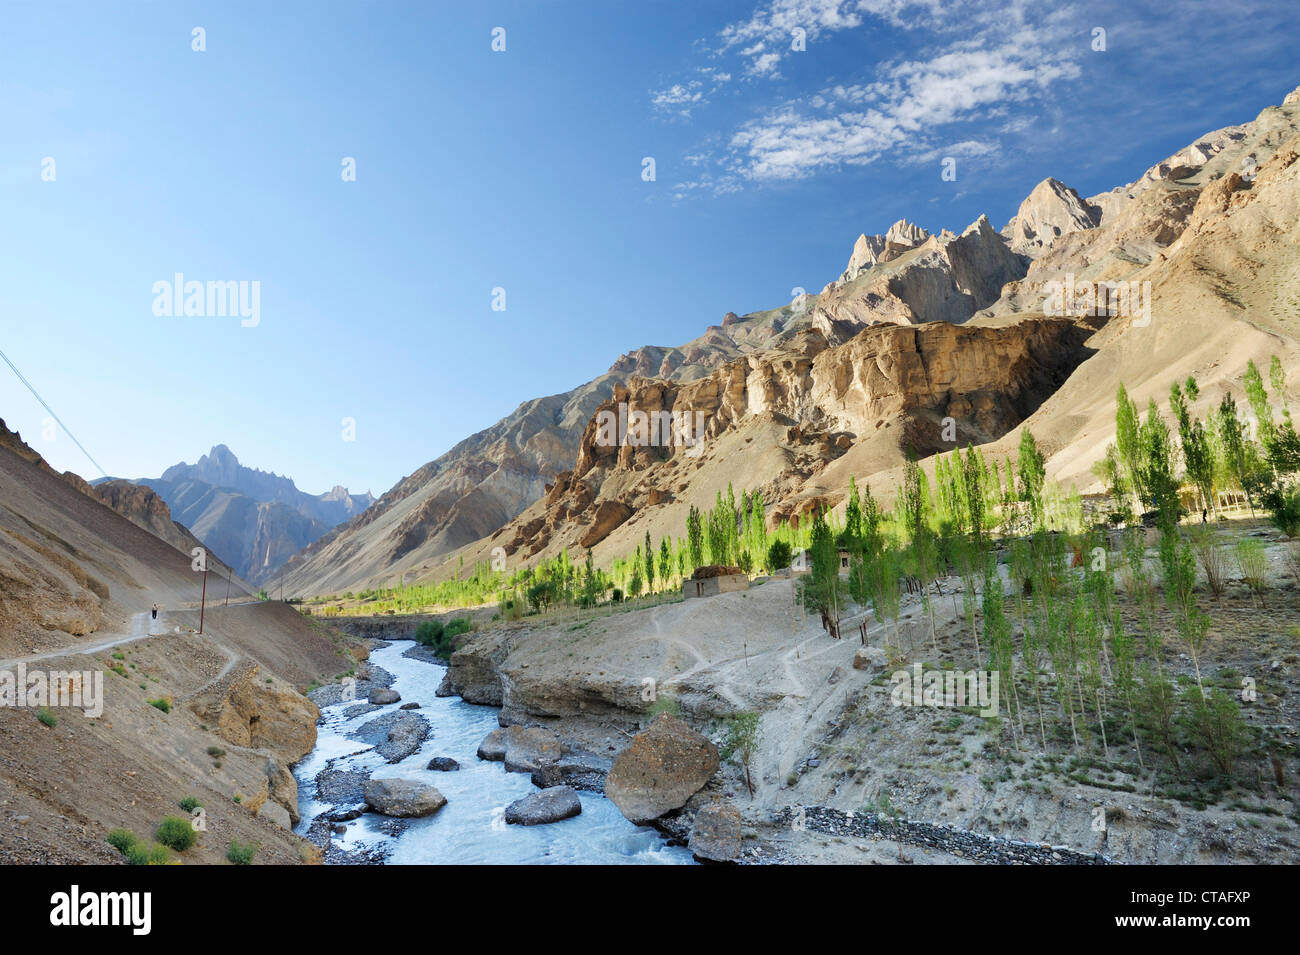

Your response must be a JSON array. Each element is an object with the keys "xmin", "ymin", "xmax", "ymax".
[
  {"xmin": 157, "ymin": 444, "xmax": 373, "ymax": 528},
  {"xmin": 109, "ymin": 445, "xmax": 374, "ymax": 584}
]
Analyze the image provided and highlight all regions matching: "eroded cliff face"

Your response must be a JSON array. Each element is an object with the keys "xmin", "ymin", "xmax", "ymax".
[{"xmin": 494, "ymin": 316, "xmax": 1093, "ymax": 557}]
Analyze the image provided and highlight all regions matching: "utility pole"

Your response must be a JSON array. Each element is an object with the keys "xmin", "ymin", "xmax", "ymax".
[
  {"xmin": 224, "ymin": 568, "xmax": 232, "ymax": 608},
  {"xmin": 199, "ymin": 566, "xmax": 209, "ymax": 634}
]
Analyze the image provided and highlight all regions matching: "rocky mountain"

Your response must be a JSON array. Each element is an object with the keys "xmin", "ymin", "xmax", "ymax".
[
  {"xmin": 276, "ymin": 209, "xmax": 1037, "ymax": 596},
  {"xmin": 281, "ymin": 82, "xmax": 1300, "ymax": 597},
  {"xmin": 157, "ymin": 444, "xmax": 373, "ymax": 528},
  {"xmin": 110, "ymin": 445, "xmax": 375, "ymax": 584}
]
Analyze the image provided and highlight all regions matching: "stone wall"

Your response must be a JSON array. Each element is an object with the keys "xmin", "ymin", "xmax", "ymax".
[{"xmin": 773, "ymin": 805, "xmax": 1113, "ymax": 865}]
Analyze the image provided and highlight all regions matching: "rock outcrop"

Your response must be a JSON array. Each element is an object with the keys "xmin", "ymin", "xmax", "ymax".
[
  {"xmin": 499, "ymin": 316, "xmax": 1093, "ymax": 558},
  {"xmin": 827, "ymin": 218, "xmax": 932, "ymax": 289},
  {"xmin": 190, "ymin": 663, "xmax": 319, "ymax": 766},
  {"xmin": 605, "ymin": 714, "xmax": 719, "ymax": 824},
  {"xmin": 817, "ymin": 215, "xmax": 1027, "ymax": 328}
]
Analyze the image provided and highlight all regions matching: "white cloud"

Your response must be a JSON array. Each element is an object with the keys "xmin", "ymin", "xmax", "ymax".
[
  {"xmin": 652, "ymin": 82, "xmax": 706, "ymax": 116},
  {"xmin": 658, "ymin": 0, "xmax": 1089, "ymax": 192},
  {"xmin": 725, "ymin": 30, "xmax": 1081, "ymax": 181},
  {"xmin": 719, "ymin": 0, "xmax": 947, "ymax": 76}
]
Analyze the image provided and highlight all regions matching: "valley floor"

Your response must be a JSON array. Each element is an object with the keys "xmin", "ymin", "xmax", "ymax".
[{"xmin": 436, "ymin": 524, "xmax": 1300, "ymax": 864}]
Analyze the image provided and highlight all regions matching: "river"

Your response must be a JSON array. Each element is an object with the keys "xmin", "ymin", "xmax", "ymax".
[{"xmin": 293, "ymin": 641, "xmax": 694, "ymax": 864}]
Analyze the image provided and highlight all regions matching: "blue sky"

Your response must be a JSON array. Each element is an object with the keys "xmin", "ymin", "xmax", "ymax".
[{"xmin": 1, "ymin": 0, "xmax": 1295, "ymax": 497}]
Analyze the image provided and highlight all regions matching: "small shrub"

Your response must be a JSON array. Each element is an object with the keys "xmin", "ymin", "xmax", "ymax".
[
  {"xmin": 1191, "ymin": 526, "xmax": 1228, "ymax": 600},
  {"xmin": 155, "ymin": 816, "xmax": 197, "ymax": 852},
  {"xmin": 36, "ymin": 707, "xmax": 57, "ymax": 728},
  {"xmin": 1234, "ymin": 539, "xmax": 1270, "ymax": 606},
  {"xmin": 178, "ymin": 796, "xmax": 202, "ymax": 813},
  {"xmin": 206, "ymin": 745, "xmax": 225, "ymax": 758},
  {"xmin": 1282, "ymin": 541, "xmax": 1300, "ymax": 586},
  {"xmin": 106, "ymin": 828, "xmax": 138, "ymax": 854},
  {"xmin": 126, "ymin": 841, "xmax": 171, "ymax": 866},
  {"xmin": 647, "ymin": 694, "xmax": 680, "ymax": 719},
  {"xmin": 227, "ymin": 839, "xmax": 259, "ymax": 865},
  {"xmin": 148, "ymin": 698, "xmax": 171, "ymax": 713}
]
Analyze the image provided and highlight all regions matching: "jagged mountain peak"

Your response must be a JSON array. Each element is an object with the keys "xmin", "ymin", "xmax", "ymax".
[{"xmin": 1001, "ymin": 177, "xmax": 1102, "ymax": 256}]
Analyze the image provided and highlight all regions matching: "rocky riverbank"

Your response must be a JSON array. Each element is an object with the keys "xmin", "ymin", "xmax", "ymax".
[{"xmin": 295, "ymin": 641, "xmax": 695, "ymax": 864}]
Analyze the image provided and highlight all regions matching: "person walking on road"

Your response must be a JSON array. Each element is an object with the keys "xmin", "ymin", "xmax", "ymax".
[{"xmin": 151, "ymin": 603, "xmax": 159, "ymax": 621}]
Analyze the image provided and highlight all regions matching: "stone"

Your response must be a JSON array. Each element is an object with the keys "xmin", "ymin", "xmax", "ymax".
[
  {"xmin": 578, "ymin": 500, "xmax": 633, "ymax": 549},
  {"xmin": 853, "ymin": 646, "xmax": 888, "ymax": 671},
  {"xmin": 399, "ymin": 701, "xmax": 421, "ymax": 710},
  {"xmin": 368, "ymin": 688, "xmax": 400, "ymax": 705},
  {"xmin": 690, "ymin": 801, "xmax": 743, "ymax": 862},
  {"xmin": 265, "ymin": 756, "xmax": 300, "ymax": 825},
  {"xmin": 363, "ymin": 777, "xmax": 447, "ymax": 818},
  {"xmin": 501, "ymin": 724, "xmax": 566, "ymax": 775},
  {"xmin": 504, "ymin": 786, "xmax": 583, "ymax": 826},
  {"xmin": 477, "ymin": 728, "xmax": 507, "ymax": 761},
  {"xmin": 605, "ymin": 713, "xmax": 719, "ymax": 824},
  {"xmin": 530, "ymin": 752, "xmax": 613, "ymax": 789},
  {"xmin": 256, "ymin": 799, "xmax": 292, "ymax": 830},
  {"xmin": 426, "ymin": 756, "xmax": 460, "ymax": 772},
  {"xmin": 326, "ymin": 804, "xmax": 366, "ymax": 822}
]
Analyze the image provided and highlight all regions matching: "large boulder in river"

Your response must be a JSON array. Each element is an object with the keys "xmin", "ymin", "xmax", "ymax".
[
  {"xmin": 368, "ymin": 687, "xmax": 400, "ymax": 705},
  {"xmin": 477, "ymin": 725, "xmax": 565, "ymax": 774},
  {"xmin": 504, "ymin": 786, "xmax": 583, "ymax": 826},
  {"xmin": 606, "ymin": 713, "xmax": 719, "ymax": 824},
  {"xmin": 363, "ymin": 777, "xmax": 446, "ymax": 818},
  {"xmin": 689, "ymin": 800, "xmax": 742, "ymax": 862}
]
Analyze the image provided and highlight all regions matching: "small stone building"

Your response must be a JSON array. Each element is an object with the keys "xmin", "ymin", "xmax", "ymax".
[{"xmin": 682, "ymin": 564, "xmax": 750, "ymax": 598}]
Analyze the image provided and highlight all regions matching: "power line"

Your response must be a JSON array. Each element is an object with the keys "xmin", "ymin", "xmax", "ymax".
[{"xmin": 0, "ymin": 346, "xmax": 108, "ymax": 479}]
